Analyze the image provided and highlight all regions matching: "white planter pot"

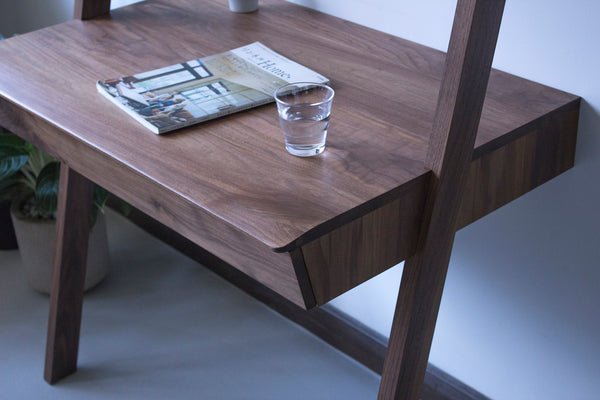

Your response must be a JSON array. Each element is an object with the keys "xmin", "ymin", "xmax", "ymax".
[
  {"xmin": 228, "ymin": 0, "xmax": 258, "ymax": 13},
  {"xmin": 10, "ymin": 200, "xmax": 109, "ymax": 294}
]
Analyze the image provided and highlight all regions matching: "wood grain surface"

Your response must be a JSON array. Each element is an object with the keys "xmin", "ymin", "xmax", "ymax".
[
  {"xmin": 379, "ymin": 0, "xmax": 506, "ymax": 398},
  {"xmin": 301, "ymin": 100, "xmax": 579, "ymax": 305},
  {"xmin": 301, "ymin": 176, "xmax": 428, "ymax": 305},
  {"xmin": 0, "ymin": 0, "xmax": 577, "ymax": 248},
  {"xmin": 0, "ymin": 0, "xmax": 579, "ymax": 308},
  {"xmin": 458, "ymin": 102, "xmax": 579, "ymax": 229},
  {"xmin": 44, "ymin": 165, "xmax": 93, "ymax": 383}
]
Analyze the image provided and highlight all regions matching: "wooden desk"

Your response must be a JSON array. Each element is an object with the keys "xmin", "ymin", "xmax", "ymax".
[{"xmin": 0, "ymin": 0, "xmax": 579, "ymax": 397}]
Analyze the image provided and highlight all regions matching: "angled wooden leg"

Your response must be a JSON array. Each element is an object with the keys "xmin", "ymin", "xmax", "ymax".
[
  {"xmin": 378, "ymin": 241, "xmax": 455, "ymax": 399},
  {"xmin": 378, "ymin": 0, "xmax": 506, "ymax": 398},
  {"xmin": 74, "ymin": 0, "xmax": 111, "ymax": 20},
  {"xmin": 44, "ymin": 164, "xmax": 93, "ymax": 384}
]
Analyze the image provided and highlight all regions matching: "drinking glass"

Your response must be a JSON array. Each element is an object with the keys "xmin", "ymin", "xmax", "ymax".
[{"xmin": 274, "ymin": 82, "xmax": 334, "ymax": 157}]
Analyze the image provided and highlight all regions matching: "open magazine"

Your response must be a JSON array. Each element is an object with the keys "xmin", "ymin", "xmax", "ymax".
[{"xmin": 96, "ymin": 42, "xmax": 329, "ymax": 134}]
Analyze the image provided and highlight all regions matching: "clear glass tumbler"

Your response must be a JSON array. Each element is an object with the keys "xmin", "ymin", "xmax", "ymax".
[{"xmin": 274, "ymin": 82, "xmax": 334, "ymax": 157}]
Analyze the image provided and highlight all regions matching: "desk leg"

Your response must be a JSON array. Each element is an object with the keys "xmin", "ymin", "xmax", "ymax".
[
  {"xmin": 44, "ymin": 165, "xmax": 93, "ymax": 384},
  {"xmin": 377, "ymin": 246, "xmax": 453, "ymax": 399},
  {"xmin": 377, "ymin": 0, "xmax": 505, "ymax": 397}
]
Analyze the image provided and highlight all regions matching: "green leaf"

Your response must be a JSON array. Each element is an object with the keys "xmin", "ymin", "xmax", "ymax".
[
  {"xmin": 0, "ymin": 175, "xmax": 21, "ymax": 201},
  {"xmin": 0, "ymin": 132, "xmax": 26, "ymax": 148},
  {"xmin": 0, "ymin": 174, "xmax": 16, "ymax": 192},
  {"xmin": 120, "ymin": 200, "xmax": 133, "ymax": 217},
  {"xmin": 90, "ymin": 185, "xmax": 109, "ymax": 228},
  {"xmin": 26, "ymin": 144, "xmax": 54, "ymax": 177},
  {"xmin": 35, "ymin": 161, "xmax": 60, "ymax": 215},
  {"xmin": 0, "ymin": 144, "xmax": 29, "ymax": 181},
  {"xmin": 93, "ymin": 185, "xmax": 109, "ymax": 210}
]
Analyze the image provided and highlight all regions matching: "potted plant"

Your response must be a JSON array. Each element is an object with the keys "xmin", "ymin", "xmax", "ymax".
[{"xmin": 0, "ymin": 128, "xmax": 109, "ymax": 293}]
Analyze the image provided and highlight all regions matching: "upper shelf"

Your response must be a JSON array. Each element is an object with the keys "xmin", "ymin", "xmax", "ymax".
[{"xmin": 0, "ymin": 0, "xmax": 578, "ymax": 252}]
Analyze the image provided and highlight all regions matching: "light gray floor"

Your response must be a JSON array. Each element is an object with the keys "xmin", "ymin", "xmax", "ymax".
[{"xmin": 0, "ymin": 210, "xmax": 380, "ymax": 399}]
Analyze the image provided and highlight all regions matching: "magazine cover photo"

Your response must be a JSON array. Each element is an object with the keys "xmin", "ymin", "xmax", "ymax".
[{"xmin": 96, "ymin": 42, "xmax": 328, "ymax": 134}]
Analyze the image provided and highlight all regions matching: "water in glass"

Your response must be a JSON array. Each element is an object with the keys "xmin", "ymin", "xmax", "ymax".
[
  {"xmin": 274, "ymin": 82, "xmax": 334, "ymax": 157},
  {"xmin": 279, "ymin": 104, "xmax": 330, "ymax": 156}
]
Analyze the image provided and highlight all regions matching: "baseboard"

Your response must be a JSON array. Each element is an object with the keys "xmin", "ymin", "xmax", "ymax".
[
  {"xmin": 108, "ymin": 199, "xmax": 489, "ymax": 400},
  {"xmin": 317, "ymin": 306, "xmax": 491, "ymax": 400}
]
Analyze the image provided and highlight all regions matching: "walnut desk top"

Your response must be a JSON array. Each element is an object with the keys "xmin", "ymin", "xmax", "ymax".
[{"xmin": 0, "ymin": 0, "xmax": 579, "ymax": 309}]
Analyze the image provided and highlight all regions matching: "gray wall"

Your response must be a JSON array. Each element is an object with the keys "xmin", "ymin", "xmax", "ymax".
[
  {"xmin": 0, "ymin": 0, "xmax": 72, "ymax": 37},
  {"xmin": 0, "ymin": 1, "xmax": 17, "ymax": 38},
  {"xmin": 0, "ymin": 0, "xmax": 140, "ymax": 37}
]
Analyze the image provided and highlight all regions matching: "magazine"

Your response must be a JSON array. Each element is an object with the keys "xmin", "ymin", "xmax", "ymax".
[{"xmin": 96, "ymin": 42, "xmax": 329, "ymax": 134}]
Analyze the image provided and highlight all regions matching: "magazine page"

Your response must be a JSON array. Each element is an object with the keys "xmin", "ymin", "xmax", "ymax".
[
  {"xmin": 203, "ymin": 42, "xmax": 328, "ymax": 96},
  {"xmin": 96, "ymin": 42, "xmax": 328, "ymax": 134}
]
